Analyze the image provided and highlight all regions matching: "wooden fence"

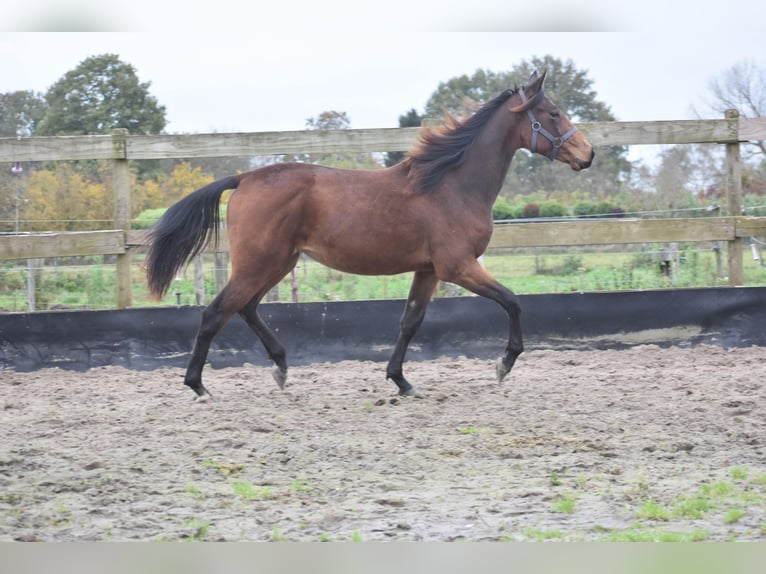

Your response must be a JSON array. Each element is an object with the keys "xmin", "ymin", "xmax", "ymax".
[{"xmin": 2, "ymin": 113, "xmax": 766, "ymax": 309}]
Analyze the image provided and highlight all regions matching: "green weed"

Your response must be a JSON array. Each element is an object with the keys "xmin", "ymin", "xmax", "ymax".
[
  {"xmin": 270, "ymin": 525, "xmax": 287, "ymax": 542},
  {"xmin": 185, "ymin": 483, "xmax": 205, "ymax": 500},
  {"xmin": 290, "ymin": 478, "xmax": 311, "ymax": 492},
  {"xmin": 723, "ymin": 508, "xmax": 746, "ymax": 524},
  {"xmin": 200, "ymin": 459, "xmax": 245, "ymax": 476},
  {"xmin": 523, "ymin": 527, "xmax": 564, "ymax": 541},
  {"xmin": 183, "ymin": 518, "xmax": 211, "ymax": 541},
  {"xmin": 600, "ymin": 526, "xmax": 708, "ymax": 542},
  {"xmin": 636, "ymin": 500, "xmax": 670, "ymax": 521},
  {"xmin": 552, "ymin": 494, "xmax": 576, "ymax": 514},
  {"xmin": 673, "ymin": 495, "xmax": 712, "ymax": 519},
  {"xmin": 231, "ymin": 481, "xmax": 271, "ymax": 500},
  {"xmin": 731, "ymin": 467, "xmax": 749, "ymax": 481}
]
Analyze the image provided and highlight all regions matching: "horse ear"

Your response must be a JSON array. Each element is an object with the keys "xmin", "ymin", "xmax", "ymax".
[
  {"xmin": 509, "ymin": 70, "xmax": 547, "ymax": 112},
  {"xmin": 527, "ymin": 69, "xmax": 547, "ymax": 93}
]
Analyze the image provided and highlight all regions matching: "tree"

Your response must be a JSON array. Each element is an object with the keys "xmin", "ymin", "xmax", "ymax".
[
  {"xmin": 157, "ymin": 162, "xmax": 214, "ymax": 205},
  {"xmin": 421, "ymin": 56, "xmax": 631, "ymax": 200},
  {"xmin": 699, "ymin": 60, "xmax": 766, "ymax": 158},
  {"xmin": 0, "ymin": 90, "xmax": 47, "ymax": 137},
  {"xmin": 35, "ymin": 54, "xmax": 168, "ymax": 182},
  {"xmin": 286, "ymin": 111, "xmax": 381, "ymax": 169},
  {"xmin": 385, "ymin": 108, "xmax": 424, "ymax": 167},
  {"xmin": 37, "ymin": 54, "xmax": 166, "ymax": 136},
  {"xmin": 22, "ymin": 165, "xmax": 112, "ymax": 232}
]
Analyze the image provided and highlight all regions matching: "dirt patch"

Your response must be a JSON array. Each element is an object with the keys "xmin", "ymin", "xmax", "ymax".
[{"xmin": 2, "ymin": 344, "xmax": 765, "ymax": 541}]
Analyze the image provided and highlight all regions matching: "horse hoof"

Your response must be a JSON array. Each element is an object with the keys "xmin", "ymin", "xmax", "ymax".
[
  {"xmin": 399, "ymin": 386, "xmax": 423, "ymax": 399},
  {"xmin": 272, "ymin": 367, "xmax": 287, "ymax": 390},
  {"xmin": 194, "ymin": 392, "xmax": 214, "ymax": 403},
  {"xmin": 495, "ymin": 357, "xmax": 511, "ymax": 382}
]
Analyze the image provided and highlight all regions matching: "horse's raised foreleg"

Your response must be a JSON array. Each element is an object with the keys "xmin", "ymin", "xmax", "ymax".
[
  {"xmin": 238, "ymin": 296, "xmax": 288, "ymax": 390},
  {"xmin": 386, "ymin": 269, "xmax": 439, "ymax": 397},
  {"xmin": 184, "ymin": 282, "xmax": 255, "ymax": 401},
  {"xmin": 443, "ymin": 261, "xmax": 524, "ymax": 382}
]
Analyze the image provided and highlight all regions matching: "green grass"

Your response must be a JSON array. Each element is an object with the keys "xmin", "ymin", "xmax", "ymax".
[
  {"xmin": 185, "ymin": 483, "xmax": 205, "ymax": 500},
  {"xmin": 723, "ymin": 508, "xmax": 746, "ymax": 524},
  {"xmin": 552, "ymin": 494, "xmax": 576, "ymax": 514},
  {"xmin": 200, "ymin": 459, "xmax": 245, "ymax": 476},
  {"xmin": 183, "ymin": 518, "xmax": 211, "ymax": 541},
  {"xmin": 636, "ymin": 500, "xmax": 670, "ymax": 521},
  {"xmin": 523, "ymin": 527, "xmax": 565, "ymax": 541},
  {"xmin": 270, "ymin": 525, "xmax": 287, "ymax": 542},
  {"xmin": 3, "ymin": 244, "xmax": 765, "ymax": 311},
  {"xmin": 599, "ymin": 526, "xmax": 708, "ymax": 542},
  {"xmin": 231, "ymin": 480, "xmax": 271, "ymax": 501}
]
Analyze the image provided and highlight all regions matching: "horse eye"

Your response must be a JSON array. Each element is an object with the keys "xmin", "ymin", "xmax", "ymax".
[{"xmin": 550, "ymin": 111, "xmax": 560, "ymax": 118}]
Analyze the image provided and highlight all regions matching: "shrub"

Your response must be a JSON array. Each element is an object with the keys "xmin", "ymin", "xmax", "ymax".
[
  {"xmin": 133, "ymin": 208, "xmax": 167, "ymax": 229},
  {"xmin": 573, "ymin": 201, "xmax": 599, "ymax": 218},
  {"xmin": 522, "ymin": 203, "xmax": 540, "ymax": 219},
  {"xmin": 539, "ymin": 200, "xmax": 567, "ymax": 218},
  {"xmin": 492, "ymin": 197, "xmax": 516, "ymax": 220}
]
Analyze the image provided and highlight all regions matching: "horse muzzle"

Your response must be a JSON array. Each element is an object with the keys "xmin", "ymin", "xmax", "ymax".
[{"xmin": 573, "ymin": 149, "xmax": 595, "ymax": 171}]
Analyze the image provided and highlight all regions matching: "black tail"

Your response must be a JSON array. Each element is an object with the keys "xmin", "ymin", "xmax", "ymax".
[{"xmin": 145, "ymin": 174, "xmax": 243, "ymax": 299}]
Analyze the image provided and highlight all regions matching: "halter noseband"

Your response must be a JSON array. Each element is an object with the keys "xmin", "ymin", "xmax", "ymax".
[{"xmin": 518, "ymin": 88, "xmax": 578, "ymax": 161}]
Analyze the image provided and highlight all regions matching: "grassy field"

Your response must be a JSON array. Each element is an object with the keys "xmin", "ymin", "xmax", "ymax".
[{"xmin": 1, "ymin": 242, "xmax": 765, "ymax": 311}]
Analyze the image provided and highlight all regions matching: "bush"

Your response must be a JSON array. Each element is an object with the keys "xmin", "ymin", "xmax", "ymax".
[
  {"xmin": 133, "ymin": 208, "xmax": 167, "ymax": 229},
  {"xmin": 573, "ymin": 201, "xmax": 599, "ymax": 218},
  {"xmin": 492, "ymin": 197, "xmax": 516, "ymax": 220},
  {"xmin": 610, "ymin": 206, "xmax": 626, "ymax": 218},
  {"xmin": 573, "ymin": 201, "xmax": 623, "ymax": 218},
  {"xmin": 522, "ymin": 203, "xmax": 540, "ymax": 219},
  {"xmin": 539, "ymin": 200, "xmax": 567, "ymax": 218}
]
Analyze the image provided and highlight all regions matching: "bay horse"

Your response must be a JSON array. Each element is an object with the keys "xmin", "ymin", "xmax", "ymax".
[{"xmin": 145, "ymin": 70, "xmax": 594, "ymax": 401}]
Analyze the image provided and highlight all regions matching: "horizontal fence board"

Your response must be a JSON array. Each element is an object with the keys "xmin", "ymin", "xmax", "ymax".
[
  {"xmin": 9, "ymin": 217, "xmax": 763, "ymax": 262},
  {"xmin": 735, "ymin": 216, "xmax": 766, "ymax": 237},
  {"xmin": 125, "ymin": 128, "xmax": 422, "ymax": 159},
  {"xmin": 1, "ymin": 118, "xmax": 750, "ymax": 163},
  {"xmin": 126, "ymin": 230, "xmax": 229, "ymax": 252},
  {"xmin": 738, "ymin": 118, "xmax": 766, "ymax": 141},
  {"xmin": 3, "ymin": 216, "xmax": 763, "ymax": 268},
  {"xmin": 0, "ymin": 135, "xmax": 118, "ymax": 162},
  {"xmin": 577, "ymin": 119, "xmax": 734, "ymax": 146},
  {"xmin": 0, "ymin": 231, "xmax": 126, "ymax": 260},
  {"xmin": 487, "ymin": 218, "xmax": 737, "ymax": 249}
]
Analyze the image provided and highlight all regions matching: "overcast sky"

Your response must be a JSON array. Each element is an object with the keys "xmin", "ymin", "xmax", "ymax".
[{"xmin": 2, "ymin": 2, "xmax": 765, "ymax": 165}]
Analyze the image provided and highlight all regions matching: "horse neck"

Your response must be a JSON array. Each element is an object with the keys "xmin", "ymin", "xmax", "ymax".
[{"xmin": 457, "ymin": 111, "xmax": 522, "ymax": 207}]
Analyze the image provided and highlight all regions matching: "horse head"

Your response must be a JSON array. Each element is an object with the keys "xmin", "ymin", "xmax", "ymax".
[{"xmin": 510, "ymin": 70, "xmax": 595, "ymax": 171}]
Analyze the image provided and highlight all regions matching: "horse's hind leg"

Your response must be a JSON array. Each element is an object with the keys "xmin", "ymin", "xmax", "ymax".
[
  {"xmin": 238, "ymin": 296, "xmax": 288, "ymax": 390},
  {"xmin": 386, "ymin": 269, "xmax": 439, "ymax": 397},
  {"xmin": 184, "ymin": 281, "xmax": 256, "ymax": 401},
  {"xmin": 442, "ymin": 260, "xmax": 523, "ymax": 382}
]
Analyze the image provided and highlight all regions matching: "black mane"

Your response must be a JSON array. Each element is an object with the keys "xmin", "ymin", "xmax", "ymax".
[{"xmin": 406, "ymin": 87, "xmax": 517, "ymax": 193}]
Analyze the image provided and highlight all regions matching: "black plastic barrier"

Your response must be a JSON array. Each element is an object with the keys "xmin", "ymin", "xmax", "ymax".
[{"xmin": 1, "ymin": 287, "xmax": 764, "ymax": 372}]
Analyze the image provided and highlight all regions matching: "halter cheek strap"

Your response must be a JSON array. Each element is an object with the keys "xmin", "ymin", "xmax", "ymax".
[{"xmin": 518, "ymin": 88, "xmax": 578, "ymax": 162}]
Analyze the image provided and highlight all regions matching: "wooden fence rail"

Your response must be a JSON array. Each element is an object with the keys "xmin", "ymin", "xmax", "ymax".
[{"xmin": 1, "ymin": 114, "xmax": 766, "ymax": 309}]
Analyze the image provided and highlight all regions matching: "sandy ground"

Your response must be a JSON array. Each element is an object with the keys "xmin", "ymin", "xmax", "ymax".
[{"xmin": 1, "ymin": 344, "xmax": 765, "ymax": 542}]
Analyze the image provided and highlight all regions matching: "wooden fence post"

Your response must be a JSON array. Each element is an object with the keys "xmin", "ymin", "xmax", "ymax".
[
  {"xmin": 724, "ymin": 110, "xmax": 744, "ymax": 286},
  {"xmin": 112, "ymin": 129, "xmax": 132, "ymax": 308}
]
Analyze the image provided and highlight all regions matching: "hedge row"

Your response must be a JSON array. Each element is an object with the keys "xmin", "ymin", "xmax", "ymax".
[{"xmin": 492, "ymin": 198, "xmax": 625, "ymax": 221}]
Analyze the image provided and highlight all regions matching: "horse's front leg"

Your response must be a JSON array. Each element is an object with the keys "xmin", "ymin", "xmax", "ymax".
[
  {"xmin": 386, "ymin": 269, "xmax": 439, "ymax": 397},
  {"xmin": 442, "ymin": 261, "xmax": 524, "ymax": 382}
]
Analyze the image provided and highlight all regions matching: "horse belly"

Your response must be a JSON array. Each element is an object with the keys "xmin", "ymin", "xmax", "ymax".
[{"xmin": 302, "ymin": 225, "xmax": 429, "ymax": 276}]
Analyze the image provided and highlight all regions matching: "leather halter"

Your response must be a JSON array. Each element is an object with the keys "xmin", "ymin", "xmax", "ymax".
[{"xmin": 518, "ymin": 88, "xmax": 578, "ymax": 161}]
